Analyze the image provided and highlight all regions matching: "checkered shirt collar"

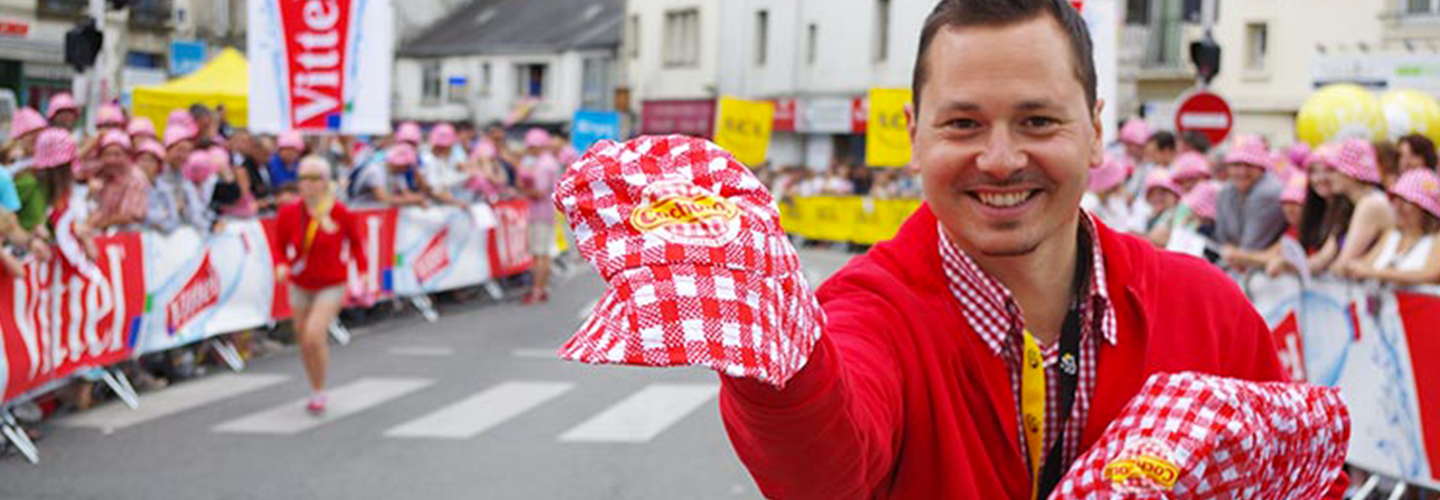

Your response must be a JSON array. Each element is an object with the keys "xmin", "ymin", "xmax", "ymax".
[{"xmin": 937, "ymin": 211, "xmax": 1117, "ymax": 355}]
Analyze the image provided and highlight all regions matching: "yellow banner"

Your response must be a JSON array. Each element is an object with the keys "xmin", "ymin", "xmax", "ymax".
[
  {"xmin": 778, "ymin": 196, "xmax": 923, "ymax": 245},
  {"xmin": 866, "ymin": 88, "xmax": 913, "ymax": 168},
  {"xmin": 714, "ymin": 97, "xmax": 775, "ymax": 166}
]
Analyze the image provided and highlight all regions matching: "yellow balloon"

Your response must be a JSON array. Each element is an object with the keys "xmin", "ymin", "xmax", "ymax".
[
  {"xmin": 1381, "ymin": 88, "xmax": 1440, "ymax": 145},
  {"xmin": 1296, "ymin": 84, "xmax": 1387, "ymax": 147}
]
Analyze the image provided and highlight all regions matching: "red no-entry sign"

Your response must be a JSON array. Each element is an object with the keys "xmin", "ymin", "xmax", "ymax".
[{"xmin": 1175, "ymin": 90, "xmax": 1233, "ymax": 145}]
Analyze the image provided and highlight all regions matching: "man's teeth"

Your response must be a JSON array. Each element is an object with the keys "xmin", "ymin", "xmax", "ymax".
[{"xmin": 977, "ymin": 191, "xmax": 1033, "ymax": 208}]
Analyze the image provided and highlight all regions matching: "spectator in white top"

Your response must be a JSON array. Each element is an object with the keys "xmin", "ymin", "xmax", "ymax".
[
  {"xmin": 421, "ymin": 123, "xmax": 468, "ymax": 204},
  {"xmin": 1342, "ymin": 168, "xmax": 1440, "ymax": 286},
  {"xmin": 1080, "ymin": 154, "xmax": 1134, "ymax": 232},
  {"xmin": 1308, "ymin": 139, "xmax": 1396, "ymax": 275}
]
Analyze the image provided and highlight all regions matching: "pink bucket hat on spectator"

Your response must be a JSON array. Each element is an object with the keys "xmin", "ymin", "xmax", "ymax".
[
  {"xmin": 470, "ymin": 138, "xmax": 498, "ymax": 161},
  {"xmin": 99, "ymin": 130, "xmax": 132, "ymax": 153},
  {"xmin": 9, "ymin": 107, "xmax": 46, "ymax": 140},
  {"xmin": 524, "ymin": 127, "xmax": 551, "ymax": 149},
  {"xmin": 1288, "ymin": 142, "xmax": 1312, "ymax": 169},
  {"xmin": 386, "ymin": 143, "xmax": 417, "ymax": 167},
  {"xmin": 135, "ymin": 139, "xmax": 165, "ymax": 162},
  {"xmin": 394, "ymin": 122, "xmax": 422, "ymax": 145},
  {"xmin": 127, "ymin": 116, "xmax": 156, "ymax": 139},
  {"xmin": 183, "ymin": 149, "xmax": 220, "ymax": 183},
  {"xmin": 32, "ymin": 128, "xmax": 76, "ymax": 169},
  {"xmin": 166, "ymin": 109, "xmax": 195, "ymax": 130},
  {"xmin": 1316, "ymin": 138, "xmax": 1383, "ymax": 185},
  {"xmin": 1088, "ymin": 154, "xmax": 1128, "ymax": 193},
  {"xmin": 553, "ymin": 135, "xmax": 823, "ymax": 387},
  {"xmin": 1143, "ymin": 170, "xmax": 1182, "ymax": 198},
  {"xmin": 1182, "ymin": 180, "xmax": 1221, "ymax": 220},
  {"xmin": 96, "ymin": 103, "xmax": 125, "ymax": 127},
  {"xmin": 1282, "ymin": 175, "xmax": 1309, "ymax": 205},
  {"xmin": 429, "ymin": 123, "xmax": 457, "ymax": 148},
  {"xmin": 1389, "ymin": 169, "xmax": 1440, "ymax": 220},
  {"xmin": 1052, "ymin": 372, "xmax": 1349, "ymax": 499},
  {"xmin": 277, "ymin": 131, "xmax": 305, "ymax": 151},
  {"xmin": 1170, "ymin": 152, "xmax": 1212, "ymax": 182},
  {"xmin": 1119, "ymin": 118, "xmax": 1151, "ymax": 146},
  {"xmin": 45, "ymin": 93, "xmax": 78, "ymax": 120},
  {"xmin": 165, "ymin": 123, "xmax": 198, "ymax": 149},
  {"xmin": 1223, "ymin": 137, "xmax": 1273, "ymax": 171}
]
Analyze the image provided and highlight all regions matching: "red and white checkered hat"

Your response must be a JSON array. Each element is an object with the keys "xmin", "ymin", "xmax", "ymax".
[
  {"xmin": 9, "ymin": 107, "xmax": 46, "ymax": 139},
  {"xmin": 1389, "ymin": 169, "xmax": 1440, "ymax": 220},
  {"xmin": 1170, "ymin": 152, "xmax": 1212, "ymax": 182},
  {"xmin": 32, "ymin": 128, "xmax": 76, "ymax": 169},
  {"xmin": 45, "ymin": 93, "xmax": 78, "ymax": 120},
  {"xmin": 127, "ymin": 116, "xmax": 156, "ymax": 139},
  {"xmin": 1051, "ymin": 372, "xmax": 1349, "ymax": 499},
  {"xmin": 553, "ymin": 135, "xmax": 824, "ymax": 387},
  {"xmin": 1315, "ymin": 138, "xmax": 1382, "ymax": 185}
]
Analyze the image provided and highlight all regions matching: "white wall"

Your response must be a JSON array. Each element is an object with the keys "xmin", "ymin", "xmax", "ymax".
[
  {"xmin": 395, "ymin": 49, "xmax": 611, "ymax": 125},
  {"xmin": 626, "ymin": 0, "xmax": 722, "ymax": 100}
]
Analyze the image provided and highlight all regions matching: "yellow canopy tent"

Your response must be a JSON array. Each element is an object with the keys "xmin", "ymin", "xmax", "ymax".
[{"xmin": 132, "ymin": 47, "xmax": 248, "ymax": 138}]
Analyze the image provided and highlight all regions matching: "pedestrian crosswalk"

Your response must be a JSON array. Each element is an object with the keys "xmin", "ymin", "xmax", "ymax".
[{"xmin": 62, "ymin": 373, "xmax": 719, "ymax": 444}]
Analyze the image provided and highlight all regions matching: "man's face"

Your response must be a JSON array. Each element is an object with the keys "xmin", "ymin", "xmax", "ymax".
[
  {"xmin": 100, "ymin": 145, "xmax": 128, "ymax": 169},
  {"xmin": 1227, "ymin": 163, "xmax": 1264, "ymax": 194},
  {"xmin": 1144, "ymin": 142, "xmax": 1174, "ymax": 167},
  {"xmin": 907, "ymin": 16, "xmax": 1103, "ymax": 258},
  {"xmin": 167, "ymin": 141, "xmax": 194, "ymax": 168},
  {"xmin": 1399, "ymin": 142, "xmax": 1427, "ymax": 171},
  {"xmin": 280, "ymin": 147, "xmax": 301, "ymax": 164},
  {"xmin": 137, "ymin": 155, "xmax": 161, "ymax": 178},
  {"xmin": 53, "ymin": 110, "xmax": 77, "ymax": 129}
]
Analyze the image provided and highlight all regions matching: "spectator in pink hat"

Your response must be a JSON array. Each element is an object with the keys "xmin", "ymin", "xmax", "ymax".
[
  {"xmin": 483, "ymin": 121, "xmax": 518, "ymax": 185},
  {"xmin": 421, "ymin": 123, "xmax": 468, "ymax": 204},
  {"xmin": 394, "ymin": 121, "xmax": 423, "ymax": 147},
  {"xmin": 15, "ymin": 128, "xmax": 77, "ymax": 234},
  {"xmin": 96, "ymin": 103, "xmax": 126, "ymax": 131},
  {"xmin": 1170, "ymin": 151, "xmax": 1212, "ymax": 193},
  {"xmin": 1342, "ymin": 169, "xmax": 1440, "ymax": 285},
  {"xmin": 86, "ymin": 131, "xmax": 148, "ymax": 230},
  {"xmin": 519, "ymin": 127, "xmax": 561, "ymax": 304},
  {"xmin": 45, "ymin": 93, "xmax": 79, "ymax": 130},
  {"xmin": 268, "ymin": 131, "xmax": 307, "ymax": 195},
  {"xmin": 1117, "ymin": 117, "xmax": 1150, "ymax": 165},
  {"xmin": 5, "ymin": 107, "xmax": 46, "ymax": 171},
  {"xmin": 1142, "ymin": 170, "xmax": 1183, "ymax": 247},
  {"xmin": 1306, "ymin": 139, "xmax": 1396, "ymax": 275},
  {"xmin": 462, "ymin": 138, "xmax": 508, "ymax": 201},
  {"xmin": 1080, "ymin": 154, "xmax": 1135, "ymax": 232},
  {"xmin": 1214, "ymin": 138, "xmax": 1287, "ymax": 270},
  {"xmin": 134, "ymin": 139, "xmax": 182, "ymax": 233},
  {"xmin": 1141, "ymin": 130, "xmax": 1176, "ymax": 169},
  {"xmin": 157, "ymin": 123, "xmax": 211, "ymax": 229},
  {"xmin": 127, "ymin": 116, "xmax": 157, "ymax": 142},
  {"xmin": 350, "ymin": 143, "xmax": 431, "ymax": 206}
]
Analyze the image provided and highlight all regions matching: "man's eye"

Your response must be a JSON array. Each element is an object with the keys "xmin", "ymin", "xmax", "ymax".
[
  {"xmin": 1022, "ymin": 117, "xmax": 1060, "ymax": 128},
  {"xmin": 945, "ymin": 119, "xmax": 981, "ymax": 130}
]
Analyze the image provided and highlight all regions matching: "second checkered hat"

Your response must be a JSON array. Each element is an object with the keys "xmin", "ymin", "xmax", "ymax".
[
  {"xmin": 553, "ymin": 135, "xmax": 824, "ymax": 388},
  {"xmin": 1051, "ymin": 372, "xmax": 1349, "ymax": 499}
]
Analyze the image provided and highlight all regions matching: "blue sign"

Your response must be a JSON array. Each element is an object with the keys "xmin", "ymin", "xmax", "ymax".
[
  {"xmin": 170, "ymin": 40, "xmax": 207, "ymax": 76},
  {"xmin": 571, "ymin": 110, "xmax": 622, "ymax": 154}
]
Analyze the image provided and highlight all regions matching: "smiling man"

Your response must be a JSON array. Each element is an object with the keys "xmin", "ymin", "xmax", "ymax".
[{"xmin": 555, "ymin": 0, "xmax": 1341, "ymax": 498}]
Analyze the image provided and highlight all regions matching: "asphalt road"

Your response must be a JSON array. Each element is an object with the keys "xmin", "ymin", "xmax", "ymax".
[{"xmin": 0, "ymin": 246, "xmax": 859, "ymax": 500}]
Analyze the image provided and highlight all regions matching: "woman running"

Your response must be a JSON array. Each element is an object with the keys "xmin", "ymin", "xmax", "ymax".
[{"xmin": 275, "ymin": 156, "xmax": 368, "ymax": 415}]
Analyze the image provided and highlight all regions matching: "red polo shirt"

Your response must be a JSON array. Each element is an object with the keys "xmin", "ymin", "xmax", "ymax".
[{"xmin": 718, "ymin": 204, "xmax": 1345, "ymax": 499}]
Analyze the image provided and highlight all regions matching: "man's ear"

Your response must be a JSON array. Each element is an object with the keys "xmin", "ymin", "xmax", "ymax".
[
  {"xmin": 905, "ymin": 101, "xmax": 920, "ymax": 175},
  {"xmin": 1090, "ymin": 99, "xmax": 1106, "ymax": 168}
]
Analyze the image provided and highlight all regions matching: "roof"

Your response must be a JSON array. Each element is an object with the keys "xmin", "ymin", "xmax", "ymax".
[{"xmin": 398, "ymin": 0, "xmax": 623, "ymax": 58}]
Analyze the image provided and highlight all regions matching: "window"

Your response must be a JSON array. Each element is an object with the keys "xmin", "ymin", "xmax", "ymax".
[
  {"xmin": 582, "ymin": 58, "xmax": 613, "ymax": 109},
  {"xmin": 1125, "ymin": 0, "xmax": 1150, "ymax": 25},
  {"xmin": 1244, "ymin": 22, "xmax": 1268, "ymax": 71},
  {"xmin": 806, "ymin": 24, "xmax": 817, "ymax": 65},
  {"xmin": 421, "ymin": 61, "xmax": 442, "ymax": 105},
  {"xmin": 516, "ymin": 63, "xmax": 547, "ymax": 98},
  {"xmin": 663, "ymin": 9, "xmax": 700, "ymax": 68},
  {"xmin": 125, "ymin": 51, "xmax": 163, "ymax": 69},
  {"xmin": 479, "ymin": 62, "xmax": 492, "ymax": 96},
  {"xmin": 1407, "ymin": 0, "xmax": 1438, "ymax": 15},
  {"xmin": 446, "ymin": 75, "xmax": 468, "ymax": 104},
  {"xmin": 755, "ymin": 10, "xmax": 768, "ymax": 66},
  {"xmin": 628, "ymin": 15, "xmax": 640, "ymax": 59},
  {"xmin": 874, "ymin": 0, "xmax": 890, "ymax": 62}
]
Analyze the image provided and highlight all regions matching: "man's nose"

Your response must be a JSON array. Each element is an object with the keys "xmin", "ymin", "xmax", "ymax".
[{"xmin": 975, "ymin": 127, "xmax": 1027, "ymax": 179}]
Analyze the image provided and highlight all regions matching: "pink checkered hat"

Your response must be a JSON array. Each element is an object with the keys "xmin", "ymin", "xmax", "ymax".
[
  {"xmin": 471, "ymin": 138, "xmax": 498, "ymax": 161},
  {"xmin": 1181, "ymin": 180, "xmax": 1221, "ymax": 220},
  {"xmin": 429, "ymin": 123, "xmax": 457, "ymax": 148},
  {"xmin": 127, "ymin": 116, "xmax": 156, "ymax": 139},
  {"xmin": 183, "ymin": 149, "xmax": 220, "ymax": 183},
  {"xmin": 386, "ymin": 143, "xmax": 417, "ymax": 167},
  {"xmin": 9, "ymin": 107, "xmax": 46, "ymax": 139},
  {"xmin": 1315, "ymin": 138, "xmax": 1382, "ymax": 185},
  {"xmin": 45, "ymin": 93, "xmax": 78, "ymax": 120},
  {"xmin": 1119, "ymin": 118, "xmax": 1151, "ymax": 146},
  {"xmin": 32, "ymin": 128, "xmax": 76, "ymax": 169},
  {"xmin": 96, "ymin": 103, "xmax": 125, "ymax": 127},
  {"xmin": 525, "ymin": 127, "xmax": 552, "ymax": 148},
  {"xmin": 1052, "ymin": 372, "xmax": 1349, "ymax": 499},
  {"xmin": 166, "ymin": 109, "xmax": 195, "ymax": 131},
  {"xmin": 1089, "ymin": 154, "xmax": 1129, "ymax": 193},
  {"xmin": 553, "ymin": 135, "xmax": 824, "ymax": 387},
  {"xmin": 1223, "ymin": 138, "xmax": 1273, "ymax": 171},
  {"xmin": 165, "ymin": 123, "xmax": 197, "ymax": 149},
  {"xmin": 1389, "ymin": 169, "xmax": 1440, "ymax": 220},
  {"xmin": 1287, "ymin": 142, "xmax": 1312, "ymax": 169},
  {"xmin": 99, "ymin": 130, "xmax": 132, "ymax": 153},
  {"xmin": 395, "ymin": 122, "xmax": 422, "ymax": 145},
  {"xmin": 1143, "ymin": 170, "xmax": 1182, "ymax": 198},
  {"xmin": 1282, "ymin": 175, "xmax": 1309, "ymax": 205},
  {"xmin": 277, "ymin": 131, "xmax": 305, "ymax": 151},
  {"xmin": 134, "ymin": 139, "xmax": 165, "ymax": 162},
  {"xmin": 1170, "ymin": 152, "xmax": 1213, "ymax": 182}
]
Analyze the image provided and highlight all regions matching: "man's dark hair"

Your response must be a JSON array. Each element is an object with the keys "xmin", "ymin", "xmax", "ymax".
[
  {"xmin": 912, "ymin": 0, "xmax": 1095, "ymax": 114},
  {"xmin": 1181, "ymin": 130, "xmax": 1211, "ymax": 154},
  {"xmin": 189, "ymin": 103, "xmax": 212, "ymax": 119},
  {"xmin": 1400, "ymin": 133, "xmax": 1438, "ymax": 170},
  {"xmin": 1147, "ymin": 131, "xmax": 1176, "ymax": 151}
]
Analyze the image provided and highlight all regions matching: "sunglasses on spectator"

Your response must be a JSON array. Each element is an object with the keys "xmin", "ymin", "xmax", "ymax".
[{"xmin": 298, "ymin": 174, "xmax": 327, "ymax": 182}]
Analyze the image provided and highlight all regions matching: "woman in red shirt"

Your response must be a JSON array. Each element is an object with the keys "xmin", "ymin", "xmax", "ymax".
[{"xmin": 275, "ymin": 156, "xmax": 368, "ymax": 414}]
